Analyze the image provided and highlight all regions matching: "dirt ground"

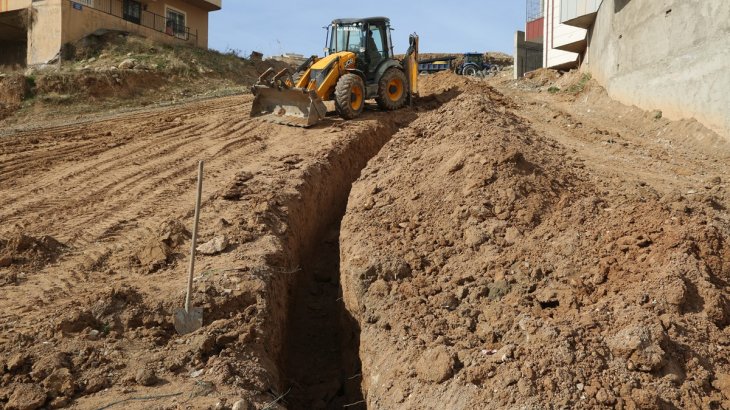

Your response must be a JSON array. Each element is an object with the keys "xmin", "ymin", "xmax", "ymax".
[{"xmin": 1, "ymin": 69, "xmax": 729, "ymax": 410}]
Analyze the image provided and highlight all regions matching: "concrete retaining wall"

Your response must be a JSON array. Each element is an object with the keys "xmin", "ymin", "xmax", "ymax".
[
  {"xmin": 514, "ymin": 31, "xmax": 544, "ymax": 79},
  {"xmin": 584, "ymin": 0, "xmax": 730, "ymax": 139}
]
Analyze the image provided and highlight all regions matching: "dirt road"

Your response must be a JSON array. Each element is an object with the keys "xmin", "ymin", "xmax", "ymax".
[{"xmin": 2, "ymin": 71, "xmax": 730, "ymax": 409}]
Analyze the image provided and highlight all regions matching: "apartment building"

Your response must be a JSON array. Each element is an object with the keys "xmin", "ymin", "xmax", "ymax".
[{"xmin": 0, "ymin": 0, "xmax": 221, "ymax": 66}]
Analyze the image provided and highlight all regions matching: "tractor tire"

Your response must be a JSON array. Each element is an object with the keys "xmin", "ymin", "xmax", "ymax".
[
  {"xmin": 462, "ymin": 65, "xmax": 478, "ymax": 76},
  {"xmin": 376, "ymin": 68, "xmax": 408, "ymax": 111},
  {"xmin": 334, "ymin": 73, "xmax": 365, "ymax": 120}
]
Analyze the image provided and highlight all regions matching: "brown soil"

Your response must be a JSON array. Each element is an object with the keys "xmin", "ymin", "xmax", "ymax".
[
  {"xmin": 0, "ymin": 75, "xmax": 29, "ymax": 121},
  {"xmin": 2, "ymin": 67, "xmax": 729, "ymax": 410},
  {"xmin": 0, "ymin": 84, "xmax": 423, "ymax": 409},
  {"xmin": 341, "ymin": 71, "xmax": 730, "ymax": 409}
]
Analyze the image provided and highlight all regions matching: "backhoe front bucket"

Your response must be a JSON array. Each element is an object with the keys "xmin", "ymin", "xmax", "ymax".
[{"xmin": 250, "ymin": 85, "xmax": 328, "ymax": 128}]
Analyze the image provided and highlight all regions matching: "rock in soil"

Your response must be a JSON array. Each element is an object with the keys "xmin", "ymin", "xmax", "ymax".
[
  {"xmin": 6, "ymin": 384, "xmax": 47, "ymax": 410},
  {"xmin": 197, "ymin": 235, "xmax": 229, "ymax": 255},
  {"xmin": 415, "ymin": 345, "xmax": 455, "ymax": 383},
  {"xmin": 135, "ymin": 368, "xmax": 158, "ymax": 386},
  {"xmin": 231, "ymin": 399, "xmax": 252, "ymax": 410}
]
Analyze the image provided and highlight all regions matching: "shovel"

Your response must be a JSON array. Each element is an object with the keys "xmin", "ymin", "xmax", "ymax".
[{"xmin": 174, "ymin": 160, "xmax": 204, "ymax": 335}]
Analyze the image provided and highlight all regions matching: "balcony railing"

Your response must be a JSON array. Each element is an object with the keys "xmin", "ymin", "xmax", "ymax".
[{"xmin": 69, "ymin": 0, "xmax": 198, "ymax": 44}]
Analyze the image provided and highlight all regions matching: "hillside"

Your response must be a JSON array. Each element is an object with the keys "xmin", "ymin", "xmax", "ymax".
[{"xmin": 0, "ymin": 31, "xmax": 288, "ymax": 125}]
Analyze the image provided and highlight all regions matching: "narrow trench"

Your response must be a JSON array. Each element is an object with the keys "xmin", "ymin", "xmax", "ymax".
[
  {"xmin": 283, "ymin": 221, "xmax": 364, "ymax": 410},
  {"xmin": 277, "ymin": 92, "xmax": 458, "ymax": 409}
]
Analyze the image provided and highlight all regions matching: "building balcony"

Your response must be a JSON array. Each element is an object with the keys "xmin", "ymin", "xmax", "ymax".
[
  {"xmin": 183, "ymin": 0, "xmax": 221, "ymax": 12},
  {"xmin": 0, "ymin": 0, "xmax": 31, "ymax": 12},
  {"xmin": 552, "ymin": 24, "xmax": 587, "ymax": 53},
  {"xmin": 561, "ymin": 0, "xmax": 602, "ymax": 28}
]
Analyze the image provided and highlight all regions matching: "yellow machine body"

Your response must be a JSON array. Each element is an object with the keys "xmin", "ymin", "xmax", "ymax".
[{"xmin": 250, "ymin": 17, "xmax": 418, "ymax": 127}]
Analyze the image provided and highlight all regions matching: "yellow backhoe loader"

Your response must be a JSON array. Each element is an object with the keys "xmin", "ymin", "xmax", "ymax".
[{"xmin": 250, "ymin": 17, "xmax": 419, "ymax": 127}]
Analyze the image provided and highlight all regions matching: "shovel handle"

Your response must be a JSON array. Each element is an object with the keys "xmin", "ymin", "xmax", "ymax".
[{"xmin": 185, "ymin": 160, "xmax": 204, "ymax": 313}]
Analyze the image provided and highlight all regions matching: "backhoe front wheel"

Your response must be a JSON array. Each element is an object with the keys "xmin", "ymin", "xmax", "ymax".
[
  {"xmin": 335, "ymin": 73, "xmax": 365, "ymax": 120},
  {"xmin": 376, "ymin": 68, "xmax": 408, "ymax": 111}
]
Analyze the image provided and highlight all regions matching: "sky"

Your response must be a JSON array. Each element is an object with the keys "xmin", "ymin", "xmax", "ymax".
[{"xmin": 208, "ymin": 1, "xmax": 525, "ymax": 58}]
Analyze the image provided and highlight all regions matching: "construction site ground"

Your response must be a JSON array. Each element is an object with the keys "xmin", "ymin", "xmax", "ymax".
[{"xmin": 1, "ymin": 69, "xmax": 729, "ymax": 410}]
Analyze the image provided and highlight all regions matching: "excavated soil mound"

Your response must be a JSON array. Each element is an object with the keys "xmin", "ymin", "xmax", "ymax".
[
  {"xmin": 0, "ymin": 75, "xmax": 28, "ymax": 106},
  {"xmin": 341, "ymin": 75, "xmax": 730, "ymax": 409},
  {"xmin": 0, "ymin": 233, "xmax": 66, "ymax": 269},
  {"xmin": 418, "ymin": 70, "xmax": 475, "ymax": 97},
  {"xmin": 523, "ymin": 67, "xmax": 562, "ymax": 87},
  {"xmin": 0, "ymin": 233, "xmax": 66, "ymax": 286},
  {"xmin": 0, "ymin": 75, "xmax": 29, "ymax": 120}
]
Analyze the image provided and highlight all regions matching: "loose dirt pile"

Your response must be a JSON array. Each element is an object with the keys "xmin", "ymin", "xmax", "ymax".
[
  {"xmin": 341, "ymin": 73, "xmax": 730, "ymax": 408},
  {"xmin": 0, "ymin": 74, "xmax": 30, "ymax": 120},
  {"xmin": 0, "ymin": 233, "xmax": 66, "ymax": 286}
]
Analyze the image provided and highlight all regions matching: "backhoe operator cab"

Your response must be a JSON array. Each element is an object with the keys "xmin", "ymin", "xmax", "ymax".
[
  {"xmin": 327, "ymin": 18, "xmax": 394, "ymax": 81},
  {"xmin": 250, "ymin": 16, "xmax": 419, "ymax": 127},
  {"xmin": 321, "ymin": 17, "xmax": 417, "ymax": 118}
]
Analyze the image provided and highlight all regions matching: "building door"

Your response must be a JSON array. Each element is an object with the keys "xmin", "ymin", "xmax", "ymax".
[
  {"xmin": 123, "ymin": 0, "xmax": 141, "ymax": 24},
  {"xmin": 365, "ymin": 23, "xmax": 387, "ymax": 79}
]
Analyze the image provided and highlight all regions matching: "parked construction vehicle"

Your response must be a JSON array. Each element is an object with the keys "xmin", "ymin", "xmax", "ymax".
[
  {"xmin": 250, "ymin": 17, "xmax": 419, "ymax": 127},
  {"xmin": 456, "ymin": 52, "xmax": 499, "ymax": 77}
]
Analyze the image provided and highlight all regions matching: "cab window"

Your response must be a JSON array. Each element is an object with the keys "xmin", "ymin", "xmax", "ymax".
[{"xmin": 332, "ymin": 24, "xmax": 364, "ymax": 53}]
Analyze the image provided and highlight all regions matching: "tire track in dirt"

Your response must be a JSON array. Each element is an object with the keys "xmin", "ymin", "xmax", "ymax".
[
  {"xmin": 0, "ymin": 97, "xmax": 249, "ymax": 183},
  {"xmin": 0, "ymin": 111, "xmax": 253, "ymax": 226},
  {"xmin": 0, "ymin": 95, "xmax": 271, "ymax": 311}
]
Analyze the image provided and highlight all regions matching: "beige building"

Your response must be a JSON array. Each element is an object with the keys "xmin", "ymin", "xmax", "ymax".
[{"xmin": 0, "ymin": 0, "xmax": 221, "ymax": 66}]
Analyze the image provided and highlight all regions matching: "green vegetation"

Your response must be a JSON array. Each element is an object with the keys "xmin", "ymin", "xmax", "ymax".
[
  {"xmin": 548, "ymin": 86, "xmax": 561, "ymax": 94},
  {"xmin": 565, "ymin": 73, "xmax": 592, "ymax": 94}
]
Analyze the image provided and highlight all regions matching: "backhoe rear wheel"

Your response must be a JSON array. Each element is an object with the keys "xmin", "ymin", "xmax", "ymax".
[
  {"xmin": 376, "ymin": 68, "xmax": 408, "ymax": 111},
  {"xmin": 335, "ymin": 73, "xmax": 365, "ymax": 120}
]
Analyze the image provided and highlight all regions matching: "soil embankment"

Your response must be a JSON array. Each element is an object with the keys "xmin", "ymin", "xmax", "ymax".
[{"xmin": 341, "ymin": 71, "xmax": 730, "ymax": 409}]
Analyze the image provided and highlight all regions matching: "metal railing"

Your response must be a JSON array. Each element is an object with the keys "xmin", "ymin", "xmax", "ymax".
[{"xmin": 68, "ymin": 0, "xmax": 198, "ymax": 44}]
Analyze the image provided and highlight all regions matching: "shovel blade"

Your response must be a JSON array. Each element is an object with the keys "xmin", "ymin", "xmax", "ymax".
[
  {"xmin": 250, "ymin": 85, "xmax": 327, "ymax": 128},
  {"xmin": 174, "ymin": 307, "xmax": 203, "ymax": 335}
]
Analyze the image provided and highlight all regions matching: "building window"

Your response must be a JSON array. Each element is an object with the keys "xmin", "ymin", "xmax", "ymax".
[
  {"xmin": 165, "ymin": 7, "xmax": 187, "ymax": 39},
  {"xmin": 123, "ymin": 0, "xmax": 141, "ymax": 24}
]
